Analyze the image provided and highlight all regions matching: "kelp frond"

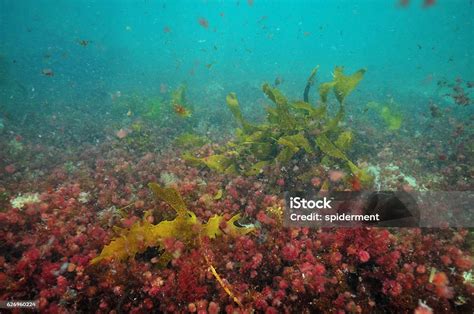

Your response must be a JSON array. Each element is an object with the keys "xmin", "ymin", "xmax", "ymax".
[
  {"xmin": 91, "ymin": 183, "xmax": 254, "ymax": 265},
  {"xmin": 181, "ymin": 65, "xmax": 372, "ymax": 188},
  {"xmin": 332, "ymin": 66, "xmax": 366, "ymax": 104},
  {"xmin": 226, "ymin": 92, "xmax": 255, "ymax": 132},
  {"xmin": 90, "ymin": 217, "xmax": 159, "ymax": 264}
]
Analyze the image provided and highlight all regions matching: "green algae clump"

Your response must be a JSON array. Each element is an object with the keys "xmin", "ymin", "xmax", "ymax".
[
  {"xmin": 367, "ymin": 101, "xmax": 403, "ymax": 131},
  {"xmin": 171, "ymin": 85, "xmax": 192, "ymax": 118},
  {"xmin": 183, "ymin": 65, "xmax": 373, "ymax": 188},
  {"xmin": 175, "ymin": 132, "xmax": 209, "ymax": 148}
]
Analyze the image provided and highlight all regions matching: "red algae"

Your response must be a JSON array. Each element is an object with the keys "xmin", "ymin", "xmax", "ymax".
[
  {"xmin": 0, "ymin": 106, "xmax": 473, "ymax": 313},
  {"xmin": 358, "ymin": 250, "xmax": 370, "ymax": 263},
  {"xmin": 4, "ymin": 164, "xmax": 16, "ymax": 174}
]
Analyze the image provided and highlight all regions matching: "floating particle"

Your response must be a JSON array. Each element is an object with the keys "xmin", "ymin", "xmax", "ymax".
[
  {"xmin": 399, "ymin": 0, "xmax": 410, "ymax": 6},
  {"xmin": 78, "ymin": 39, "xmax": 89, "ymax": 47},
  {"xmin": 42, "ymin": 68, "xmax": 54, "ymax": 76},
  {"xmin": 274, "ymin": 76, "xmax": 283, "ymax": 86},
  {"xmin": 110, "ymin": 91, "xmax": 121, "ymax": 101},
  {"xmin": 198, "ymin": 18, "xmax": 209, "ymax": 28},
  {"xmin": 423, "ymin": 0, "xmax": 436, "ymax": 7}
]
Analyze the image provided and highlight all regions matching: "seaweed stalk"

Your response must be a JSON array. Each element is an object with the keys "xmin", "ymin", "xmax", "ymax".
[
  {"xmin": 303, "ymin": 65, "xmax": 320, "ymax": 102},
  {"xmin": 203, "ymin": 253, "xmax": 243, "ymax": 308}
]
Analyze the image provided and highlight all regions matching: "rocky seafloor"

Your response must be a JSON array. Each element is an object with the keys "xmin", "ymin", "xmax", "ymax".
[{"xmin": 1, "ymin": 82, "xmax": 473, "ymax": 313}]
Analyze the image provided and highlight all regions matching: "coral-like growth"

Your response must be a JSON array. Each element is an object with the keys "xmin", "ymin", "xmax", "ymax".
[{"xmin": 1, "ymin": 139, "xmax": 472, "ymax": 312}]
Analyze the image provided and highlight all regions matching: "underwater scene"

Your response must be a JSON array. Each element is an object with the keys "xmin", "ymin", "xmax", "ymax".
[{"xmin": 0, "ymin": 0, "xmax": 473, "ymax": 313}]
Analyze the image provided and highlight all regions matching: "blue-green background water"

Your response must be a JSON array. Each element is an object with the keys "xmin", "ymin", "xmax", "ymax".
[{"xmin": 1, "ymin": 0, "xmax": 473, "ymax": 123}]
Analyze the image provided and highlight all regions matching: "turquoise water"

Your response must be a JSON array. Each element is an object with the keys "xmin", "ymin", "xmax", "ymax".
[{"xmin": 2, "ymin": 1, "xmax": 473, "ymax": 104}]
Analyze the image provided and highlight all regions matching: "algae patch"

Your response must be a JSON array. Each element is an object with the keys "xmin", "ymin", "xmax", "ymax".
[{"xmin": 182, "ymin": 65, "xmax": 373, "ymax": 188}]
